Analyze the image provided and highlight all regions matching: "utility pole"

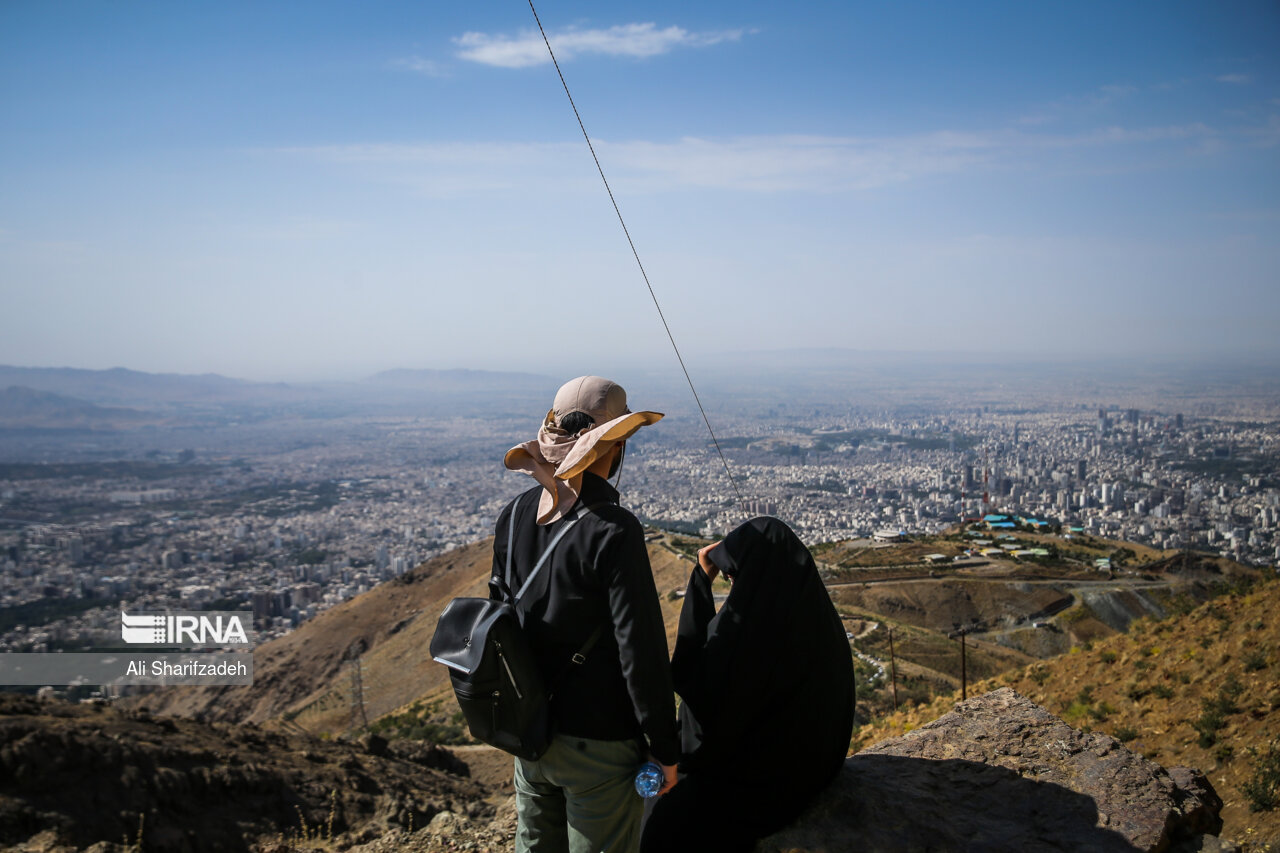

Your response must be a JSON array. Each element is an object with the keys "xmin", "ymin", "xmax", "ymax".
[
  {"xmin": 982, "ymin": 447, "xmax": 990, "ymax": 517},
  {"xmin": 950, "ymin": 622, "xmax": 978, "ymax": 701},
  {"xmin": 888, "ymin": 626, "xmax": 899, "ymax": 712},
  {"xmin": 349, "ymin": 655, "xmax": 369, "ymax": 729}
]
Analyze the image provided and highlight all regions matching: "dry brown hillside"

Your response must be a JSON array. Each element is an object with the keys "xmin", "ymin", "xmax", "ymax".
[
  {"xmin": 122, "ymin": 535, "xmax": 701, "ymax": 737},
  {"xmin": 830, "ymin": 544, "xmax": 1258, "ymax": 723},
  {"xmin": 0, "ymin": 692, "xmax": 490, "ymax": 852},
  {"xmin": 118, "ymin": 539, "xmax": 495, "ymax": 726},
  {"xmin": 853, "ymin": 576, "xmax": 1280, "ymax": 849},
  {"xmin": 356, "ymin": 536, "xmax": 698, "ymax": 744}
]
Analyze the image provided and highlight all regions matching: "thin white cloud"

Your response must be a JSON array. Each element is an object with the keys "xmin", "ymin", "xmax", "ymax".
[
  {"xmin": 1246, "ymin": 114, "xmax": 1280, "ymax": 148},
  {"xmin": 281, "ymin": 122, "xmax": 1219, "ymax": 198},
  {"xmin": 1016, "ymin": 83, "xmax": 1138, "ymax": 125},
  {"xmin": 1215, "ymin": 73, "xmax": 1253, "ymax": 85},
  {"xmin": 453, "ymin": 22, "xmax": 745, "ymax": 69},
  {"xmin": 1067, "ymin": 123, "xmax": 1214, "ymax": 145},
  {"xmin": 281, "ymin": 141, "xmax": 589, "ymax": 197},
  {"xmin": 284, "ymin": 135, "xmax": 987, "ymax": 196},
  {"xmin": 599, "ymin": 133, "xmax": 995, "ymax": 192},
  {"xmin": 1094, "ymin": 84, "xmax": 1138, "ymax": 103},
  {"xmin": 390, "ymin": 56, "xmax": 449, "ymax": 78}
]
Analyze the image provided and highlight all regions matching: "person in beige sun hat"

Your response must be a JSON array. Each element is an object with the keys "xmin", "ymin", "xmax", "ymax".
[
  {"xmin": 494, "ymin": 374, "xmax": 678, "ymax": 853},
  {"xmin": 505, "ymin": 375, "xmax": 663, "ymax": 525}
]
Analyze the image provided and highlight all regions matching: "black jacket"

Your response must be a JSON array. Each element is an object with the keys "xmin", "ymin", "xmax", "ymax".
[{"xmin": 491, "ymin": 473, "xmax": 680, "ymax": 765}]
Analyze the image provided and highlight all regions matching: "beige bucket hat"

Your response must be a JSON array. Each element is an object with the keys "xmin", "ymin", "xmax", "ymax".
[{"xmin": 504, "ymin": 376, "xmax": 662, "ymax": 524}]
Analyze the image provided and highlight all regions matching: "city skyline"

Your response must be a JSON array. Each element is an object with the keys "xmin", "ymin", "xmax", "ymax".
[
  {"xmin": 3, "ymin": 1, "xmax": 1278, "ymax": 381},
  {"xmin": 4, "ymin": 392, "xmax": 1277, "ymax": 651}
]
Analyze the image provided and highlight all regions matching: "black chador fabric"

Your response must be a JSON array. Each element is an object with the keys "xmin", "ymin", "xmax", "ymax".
[{"xmin": 641, "ymin": 517, "xmax": 855, "ymax": 853}]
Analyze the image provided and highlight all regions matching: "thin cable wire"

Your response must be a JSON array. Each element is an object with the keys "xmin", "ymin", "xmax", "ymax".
[{"xmin": 527, "ymin": 0, "xmax": 745, "ymax": 512}]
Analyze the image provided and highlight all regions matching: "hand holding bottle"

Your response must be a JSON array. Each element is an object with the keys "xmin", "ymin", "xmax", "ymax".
[{"xmin": 635, "ymin": 760, "xmax": 679, "ymax": 798}]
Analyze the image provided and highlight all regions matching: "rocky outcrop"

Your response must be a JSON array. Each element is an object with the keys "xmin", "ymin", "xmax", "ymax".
[
  {"xmin": 758, "ymin": 688, "xmax": 1228, "ymax": 853},
  {"xmin": 2, "ymin": 689, "xmax": 1235, "ymax": 852},
  {"xmin": 0, "ymin": 694, "xmax": 488, "ymax": 853}
]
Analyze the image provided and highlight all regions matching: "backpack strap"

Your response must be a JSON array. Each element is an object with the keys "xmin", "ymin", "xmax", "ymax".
[
  {"xmin": 501, "ymin": 491, "xmax": 525, "ymax": 601},
  {"xmin": 511, "ymin": 500, "xmax": 609, "ymax": 605},
  {"xmin": 492, "ymin": 489, "xmax": 536, "ymax": 603},
  {"xmin": 504, "ymin": 498, "xmax": 615, "ymax": 681},
  {"xmin": 548, "ymin": 620, "xmax": 607, "ymax": 702},
  {"xmin": 569, "ymin": 621, "xmax": 606, "ymax": 666}
]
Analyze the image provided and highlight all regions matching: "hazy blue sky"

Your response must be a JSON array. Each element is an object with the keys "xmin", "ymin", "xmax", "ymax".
[{"xmin": 2, "ymin": 1, "xmax": 1278, "ymax": 381}]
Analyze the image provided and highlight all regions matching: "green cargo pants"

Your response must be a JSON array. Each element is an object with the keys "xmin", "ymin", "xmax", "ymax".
[{"xmin": 514, "ymin": 734, "xmax": 644, "ymax": 853}]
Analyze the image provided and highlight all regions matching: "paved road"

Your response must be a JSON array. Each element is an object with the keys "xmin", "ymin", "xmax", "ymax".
[
  {"xmin": 842, "ymin": 620, "xmax": 890, "ymax": 682},
  {"xmin": 824, "ymin": 576, "xmax": 1172, "ymax": 590}
]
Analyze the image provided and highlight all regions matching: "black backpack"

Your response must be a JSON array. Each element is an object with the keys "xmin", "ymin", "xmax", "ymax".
[{"xmin": 429, "ymin": 496, "xmax": 605, "ymax": 760}]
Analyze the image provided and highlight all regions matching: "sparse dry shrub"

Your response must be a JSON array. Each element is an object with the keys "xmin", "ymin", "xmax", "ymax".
[
  {"xmin": 1243, "ymin": 649, "xmax": 1268, "ymax": 672},
  {"xmin": 1193, "ymin": 675, "xmax": 1244, "ymax": 748},
  {"xmin": 1243, "ymin": 739, "xmax": 1280, "ymax": 813},
  {"xmin": 1089, "ymin": 701, "xmax": 1115, "ymax": 722}
]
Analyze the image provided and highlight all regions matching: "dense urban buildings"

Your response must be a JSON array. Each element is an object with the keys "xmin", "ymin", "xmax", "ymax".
[{"xmin": 1, "ymin": 378, "xmax": 1277, "ymax": 653}]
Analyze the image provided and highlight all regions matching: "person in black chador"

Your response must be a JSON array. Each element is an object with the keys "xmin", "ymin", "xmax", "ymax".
[{"xmin": 641, "ymin": 516, "xmax": 855, "ymax": 853}]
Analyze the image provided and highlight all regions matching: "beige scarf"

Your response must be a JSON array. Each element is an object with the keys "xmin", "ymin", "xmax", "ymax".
[{"xmin": 504, "ymin": 408, "xmax": 663, "ymax": 524}]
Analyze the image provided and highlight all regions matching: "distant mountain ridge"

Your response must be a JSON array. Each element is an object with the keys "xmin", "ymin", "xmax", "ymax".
[
  {"xmin": 0, "ymin": 364, "xmax": 563, "ymax": 420},
  {"xmin": 0, "ymin": 365, "xmax": 288, "ymax": 407},
  {"xmin": 0, "ymin": 386, "xmax": 152, "ymax": 428},
  {"xmin": 367, "ymin": 368, "xmax": 558, "ymax": 394}
]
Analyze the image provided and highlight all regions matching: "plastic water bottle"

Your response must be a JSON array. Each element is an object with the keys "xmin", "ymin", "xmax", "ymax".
[{"xmin": 634, "ymin": 761, "xmax": 664, "ymax": 798}]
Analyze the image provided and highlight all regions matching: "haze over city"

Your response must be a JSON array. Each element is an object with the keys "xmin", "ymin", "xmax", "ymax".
[{"xmin": 3, "ymin": 1, "xmax": 1279, "ymax": 381}]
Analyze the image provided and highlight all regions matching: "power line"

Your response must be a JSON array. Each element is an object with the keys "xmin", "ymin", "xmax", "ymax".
[{"xmin": 527, "ymin": 0, "xmax": 745, "ymax": 514}]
